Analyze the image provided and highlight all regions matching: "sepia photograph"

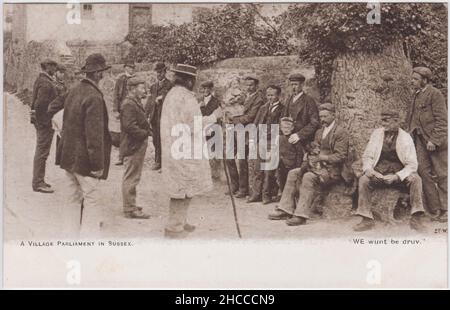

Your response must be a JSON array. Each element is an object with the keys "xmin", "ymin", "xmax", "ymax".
[{"xmin": 1, "ymin": 1, "xmax": 448, "ymax": 289}]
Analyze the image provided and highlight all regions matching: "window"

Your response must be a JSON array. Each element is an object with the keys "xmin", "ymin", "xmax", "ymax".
[
  {"xmin": 81, "ymin": 3, "xmax": 94, "ymax": 20},
  {"xmin": 129, "ymin": 4, "xmax": 152, "ymax": 31}
]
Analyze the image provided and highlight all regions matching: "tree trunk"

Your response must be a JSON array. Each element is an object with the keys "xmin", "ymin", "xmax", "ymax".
[{"xmin": 331, "ymin": 41, "xmax": 413, "ymax": 157}]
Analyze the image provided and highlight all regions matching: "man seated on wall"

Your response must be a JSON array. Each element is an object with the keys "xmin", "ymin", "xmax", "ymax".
[
  {"xmin": 353, "ymin": 110, "xmax": 426, "ymax": 232},
  {"xmin": 268, "ymin": 103, "xmax": 349, "ymax": 226}
]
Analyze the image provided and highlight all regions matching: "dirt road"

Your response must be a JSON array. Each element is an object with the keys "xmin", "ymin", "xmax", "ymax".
[{"xmin": 3, "ymin": 93, "xmax": 447, "ymax": 241}]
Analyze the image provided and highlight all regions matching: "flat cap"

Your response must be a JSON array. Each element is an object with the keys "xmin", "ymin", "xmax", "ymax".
[
  {"xmin": 154, "ymin": 62, "xmax": 167, "ymax": 71},
  {"xmin": 243, "ymin": 76, "xmax": 259, "ymax": 83},
  {"xmin": 127, "ymin": 77, "xmax": 146, "ymax": 87},
  {"xmin": 381, "ymin": 109, "xmax": 400, "ymax": 118},
  {"xmin": 413, "ymin": 67, "xmax": 432, "ymax": 80},
  {"xmin": 288, "ymin": 73, "xmax": 305, "ymax": 82},
  {"xmin": 319, "ymin": 103, "xmax": 335, "ymax": 113},
  {"xmin": 280, "ymin": 116, "xmax": 294, "ymax": 124},
  {"xmin": 40, "ymin": 59, "xmax": 58, "ymax": 67},
  {"xmin": 201, "ymin": 80, "xmax": 214, "ymax": 88}
]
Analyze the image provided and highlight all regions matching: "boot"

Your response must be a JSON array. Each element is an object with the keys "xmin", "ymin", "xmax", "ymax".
[
  {"xmin": 353, "ymin": 217, "xmax": 375, "ymax": 232},
  {"xmin": 286, "ymin": 216, "xmax": 307, "ymax": 226},
  {"xmin": 409, "ymin": 212, "xmax": 425, "ymax": 231},
  {"xmin": 247, "ymin": 195, "xmax": 261, "ymax": 203},
  {"xmin": 437, "ymin": 210, "xmax": 447, "ymax": 223},
  {"xmin": 268, "ymin": 208, "xmax": 291, "ymax": 220}
]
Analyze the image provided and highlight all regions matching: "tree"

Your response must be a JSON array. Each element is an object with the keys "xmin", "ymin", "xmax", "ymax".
[
  {"xmin": 126, "ymin": 4, "xmax": 294, "ymax": 66},
  {"xmin": 281, "ymin": 3, "xmax": 447, "ymax": 155}
]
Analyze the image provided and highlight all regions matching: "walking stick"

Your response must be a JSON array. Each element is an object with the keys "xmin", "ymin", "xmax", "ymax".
[
  {"xmin": 220, "ymin": 118, "xmax": 242, "ymax": 239},
  {"xmin": 222, "ymin": 157, "xmax": 242, "ymax": 239}
]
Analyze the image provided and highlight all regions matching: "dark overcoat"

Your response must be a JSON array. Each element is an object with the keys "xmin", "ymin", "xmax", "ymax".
[
  {"xmin": 57, "ymin": 79, "xmax": 112, "ymax": 179},
  {"xmin": 31, "ymin": 73, "xmax": 58, "ymax": 128},
  {"xmin": 120, "ymin": 96, "xmax": 151, "ymax": 157}
]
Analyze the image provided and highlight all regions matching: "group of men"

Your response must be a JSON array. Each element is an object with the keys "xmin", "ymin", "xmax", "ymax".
[{"xmin": 29, "ymin": 51, "xmax": 447, "ymax": 238}]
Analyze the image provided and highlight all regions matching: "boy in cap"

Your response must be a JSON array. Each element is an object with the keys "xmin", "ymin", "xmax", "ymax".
[
  {"xmin": 145, "ymin": 62, "xmax": 173, "ymax": 171},
  {"xmin": 354, "ymin": 109, "xmax": 426, "ymax": 231},
  {"xmin": 408, "ymin": 66, "xmax": 447, "ymax": 222},
  {"xmin": 113, "ymin": 60, "xmax": 136, "ymax": 165},
  {"xmin": 120, "ymin": 77, "xmax": 151, "ymax": 219},
  {"xmin": 30, "ymin": 58, "xmax": 58, "ymax": 193},
  {"xmin": 269, "ymin": 103, "xmax": 349, "ymax": 225},
  {"xmin": 58, "ymin": 53, "xmax": 112, "ymax": 237}
]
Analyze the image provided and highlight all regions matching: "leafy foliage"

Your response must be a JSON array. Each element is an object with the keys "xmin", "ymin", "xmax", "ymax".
[
  {"xmin": 279, "ymin": 3, "xmax": 447, "ymax": 99},
  {"xmin": 126, "ymin": 4, "xmax": 294, "ymax": 66}
]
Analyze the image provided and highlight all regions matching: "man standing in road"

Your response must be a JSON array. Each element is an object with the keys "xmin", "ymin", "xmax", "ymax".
[
  {"xmin": 31, "ymin": 59, "xmax": 58, "ymax": 193},
  {"xmin": 120, "ymin": 78, "xmax": 151, "ymax": 219},
  {"xmin": 58, "ymin": 53, "xmax": 112, "ymax": 238}
]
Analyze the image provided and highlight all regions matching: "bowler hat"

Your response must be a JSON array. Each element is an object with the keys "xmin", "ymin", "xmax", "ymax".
[
  {"xmin": 381, "ymin": 109, "xmax": 400, "ymax": 118},
  {"xmin": 127, "ymin": 77, "xmax": 146, "ymax": 87},
  {"xmin": 289, "ymin": 73, "xmax": 305, "ymax": 82},
  {"xmin": 40, "ymin": 59, "xmax": 57, "ymax": 69},
  {"xmin": 171, "ymin": 63, "xmax": 197, "ymax": 77},
  {"xmin": 80, "ymin": 53, "xmax": 111, "ymax": 73},
  {"xmin": 243, "ymin": 76, "xmax": 259, "ymax": 84},
  {"xmin": 154, "ymin": 62, "xmax": 167, "ymax": 72},
  {"xmin": 319, "ymin": 103, "xmax": 335, "ymax": 113},
  {"xmin": 413, "ymin": 67, "xmax": 432, "ymax": 80},
  {"xmin": 201, "ymin": 80, "xmax": 214, "ymax": 88}
]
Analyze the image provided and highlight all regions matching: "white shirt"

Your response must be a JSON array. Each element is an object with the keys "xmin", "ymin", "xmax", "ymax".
[
  {"xmin": 203, "ymin": 94, "xmax": 212, "ymax": 106},
  {"xmin": 322, "ymin": 120, "xmax": 336, "ymax": 140},
  {"xmin": 293, "ymin": 91, "xmax": 304, "ymax": 103},
  {"xmin": 269, "ymin": 101, "xmax": 281, "ymax": 113}
]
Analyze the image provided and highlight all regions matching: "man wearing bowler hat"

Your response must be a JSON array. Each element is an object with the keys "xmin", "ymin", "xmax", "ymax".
[
  {"xmin": 145, "ymin": 62, "xmax": 173, "ymax": 171},
  {"xmin": 408, "ymin": 66, "xmax": 447, "ymax": 222},
  {"xmin": 120, "ymin": 77, "xmax": 151, "ymax": 219},
  {"xmin": 30, "ymin": 58, "xmax": 59, "ymax": 193},
  {"xmin": 113, "ymin": 60, "xmax": 136, "ymax": 166},
  {"xmin": 57, "ymin": 53, "xmax": 112, "ymax": 238},
  {"xmin": 278, "ymin": 73, "xmax": 319, "ymax": 192}
]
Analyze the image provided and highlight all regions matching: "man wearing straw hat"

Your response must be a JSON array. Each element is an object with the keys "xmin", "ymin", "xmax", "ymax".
[
  {"xmin": 160, "ymin": 64, "xmax": 213, "ymax": 239},
  {"xmin": 57, "ymin": 53, "xmax": 112, "ymax": 238}
]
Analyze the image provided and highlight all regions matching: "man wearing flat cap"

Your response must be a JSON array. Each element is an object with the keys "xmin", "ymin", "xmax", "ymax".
[
  {"xmin": 278, "ymin": 73, "xmax": 319, "ymax": 193},
  {"xmin": 269, "ymin": 103, "xmax": 349, "ymax": 226},
  {"xmin": 145, "ymin": 62, "xmax": 173, "ymax": 171},
  {"xmin": 225, "ymin": 75, "xmax": 265, "ymax": 198},
  {"xmin": 120, "ymin": 78, "xmax": 151, "ymax": 219},
  {"xmin": 353, "ymin": 109, "xmax": 425, "ymax": 231},
  {"xmin": 113, "ymin": 60, "xmax": 136, "ymax": 166},
  {"xmin": 57, "ymin": 53, "xmax": 112, "ymax": 238},
  {"xmin": 30, "ymin": 58, "xmax": 58, "ymax": 193},
  {"xmin": 408, "ymin": 66, "xmax": 447, "ymax": 222}
]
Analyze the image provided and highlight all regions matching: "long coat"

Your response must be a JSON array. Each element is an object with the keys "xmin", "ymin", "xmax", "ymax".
[
  {"xmin": 407, "ymin": 85, "xmax": 447, "ymax": 147},
  {"xmin": 58, "ymin": 79, "xmax": 112, "ymax": 180},
  {"xmin": 145, "ymin": 78, "xmax": 173, "ymax": 123},
  {"xmin": 160, "ymin": 85, "xmax": 213, "ymax": 199},
  {"xmin": 31, "ymin": 73, "xmax": 58, "ymax": 128},
  {"xmin": 120, "ymin": 96, "xmax": 151, "ymax": 157},
  {"xmin": 362, "ymin": 128, "xmax": 418, "ymax": 181}
]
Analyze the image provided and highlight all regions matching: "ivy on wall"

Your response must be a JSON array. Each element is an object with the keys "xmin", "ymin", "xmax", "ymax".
[{"xmin": 280, "ymin": 3, "xmax": 447, "ymax": 99}]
